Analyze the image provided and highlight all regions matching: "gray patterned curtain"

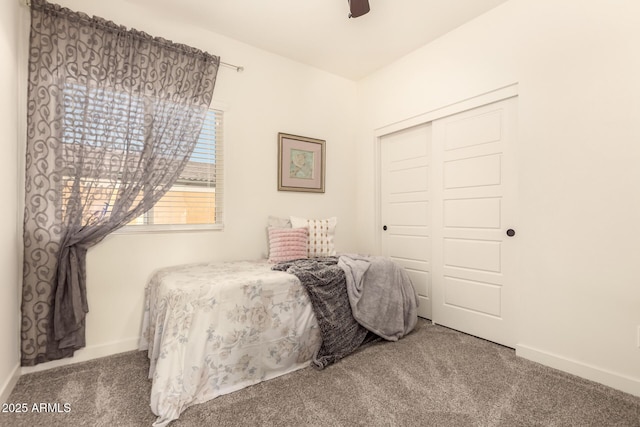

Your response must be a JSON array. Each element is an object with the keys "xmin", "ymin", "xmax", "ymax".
[{"xmin": 21, "ymin": 0, "xmax": 220, "ymax": 366}]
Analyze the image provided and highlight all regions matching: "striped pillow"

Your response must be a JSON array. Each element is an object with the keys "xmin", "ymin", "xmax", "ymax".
[
  {"xmin": 268, "ymin": 227, "xmax": 309, "ymax": 263},
  {"xmin": 290, "ymin": 216, "xmax": 337, "ymax": 258}
]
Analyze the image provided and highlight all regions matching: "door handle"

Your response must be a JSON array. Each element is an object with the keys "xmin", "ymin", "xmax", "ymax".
[
  {"xmin": 383, "ymin": 225, "xmax": 388, "ymax": 231},
  {"xmin": 506, "ymin": 229, "xmax": 515, "ymax": 237}
]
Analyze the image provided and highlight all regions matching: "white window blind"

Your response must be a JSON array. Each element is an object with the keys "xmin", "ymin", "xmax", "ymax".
[
  {"xmin": 61, "ymin": 81, "xmax": 224, "ymax": 230},
  {"xmin": 137, "ymin": 109, "xmax": 224, "ymax": 228}
]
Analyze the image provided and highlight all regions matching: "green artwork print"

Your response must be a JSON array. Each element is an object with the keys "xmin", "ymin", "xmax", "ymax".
[{"xmin": 289, "ymin": 149, "xmax": 314, "ymax": 179}]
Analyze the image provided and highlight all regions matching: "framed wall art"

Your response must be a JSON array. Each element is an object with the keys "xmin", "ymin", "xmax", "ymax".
[{"xmin": 277, "ymin": 133, "xmax": 325, "ymax": 193}]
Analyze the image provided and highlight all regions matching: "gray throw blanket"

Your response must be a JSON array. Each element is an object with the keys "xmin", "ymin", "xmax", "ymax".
[
  {"xmin": 338, "ymin": 254, "xmax": 419, "ymax": 341},
  {"xmin": 272, "ymin": 257, "xmax": 371, "ymax": 369}
]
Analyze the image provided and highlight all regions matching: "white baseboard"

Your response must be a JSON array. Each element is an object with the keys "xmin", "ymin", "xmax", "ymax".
[
  {"xmin": 516, "ymin": 344, "xmax": 640, "ymax": 398},
  {"xmin": 0, "ymin": 363, "xmax": 21, "ymax": 404},
  {"xmin": 21, "ymin": 337, "xmax": 140, "ymax": 375}
]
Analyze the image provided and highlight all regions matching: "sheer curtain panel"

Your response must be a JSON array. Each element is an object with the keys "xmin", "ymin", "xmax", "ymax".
[{"xmin": 21, "ymin": 0, "xmax": 220, "ymax": 366}]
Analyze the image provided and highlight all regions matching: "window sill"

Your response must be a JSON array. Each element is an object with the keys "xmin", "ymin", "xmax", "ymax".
[{"xmin": 114, "ymin": 224, "xmax": 224, "ymax": 234}]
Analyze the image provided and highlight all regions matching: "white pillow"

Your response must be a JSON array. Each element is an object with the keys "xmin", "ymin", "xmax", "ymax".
[
  {"xmin": 290, "ymin": 216, "xmax": 337, "ymax": 257},
  {"xmin": 267, "ymin": 216, "xmax": 292, "ymax": 228}
]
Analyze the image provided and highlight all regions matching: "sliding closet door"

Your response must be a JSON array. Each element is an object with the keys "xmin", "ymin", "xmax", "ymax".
[
  {"xmin": 380, "ymin": 124, "xmax": 432, "ymax": 319},
  {"xmin": 431, "ymin": 97, "xmax": 518, "ymax": 347}
]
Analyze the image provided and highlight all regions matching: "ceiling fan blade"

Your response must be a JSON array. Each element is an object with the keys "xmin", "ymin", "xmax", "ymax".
[{"xmin": 349, "ymin": 0, "xmax": 370, "ymax": 18}]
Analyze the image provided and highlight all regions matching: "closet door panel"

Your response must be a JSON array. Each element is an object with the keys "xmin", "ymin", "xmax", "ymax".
[
  {"xmin": 380, "ymin": 124, "xmax": 432, "ymax": 319},
  {"xmin": 432, "ymin": 97, "xmax": 518, "ymax": 348}
]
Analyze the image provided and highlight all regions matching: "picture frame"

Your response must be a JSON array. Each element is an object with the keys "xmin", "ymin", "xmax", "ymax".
[{"xmin": 278, "ymin": 132, "xmax": 325, "ymax": 193}]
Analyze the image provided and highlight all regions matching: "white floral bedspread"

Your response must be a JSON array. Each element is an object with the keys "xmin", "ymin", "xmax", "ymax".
[{"xmin": 139, "ymin": 260, "xmax": 321, "ymax": 427}]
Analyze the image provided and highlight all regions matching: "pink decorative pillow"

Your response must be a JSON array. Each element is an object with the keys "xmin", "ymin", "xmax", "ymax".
[{"xmin": 268, "ymin": 227, "xmax": 309, "ymax": 263}]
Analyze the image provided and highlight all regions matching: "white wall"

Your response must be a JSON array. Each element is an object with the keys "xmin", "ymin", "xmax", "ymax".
[
  {"xmin": 0, "ymin": 0, "xmax": 22, "ymax": 402},
  {"xmin": 21, "ymin": 0, "xmax": 359, "ymax": 372},
  {"xmin": 9, "ymin": 0, "xmax": 639, "ymax": 401},
  {"xmin": 356, "ymin": 0, "xmax": 640, "ymax": 395}
]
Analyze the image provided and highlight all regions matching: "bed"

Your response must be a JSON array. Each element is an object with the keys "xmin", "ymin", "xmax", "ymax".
[
  {"xmin": 139, "ymin": 260, "xmax": 321, "ymax": 427},
  {"xmin": 139, "ymin": 217, "xmax": 419, "ymax": 426}
]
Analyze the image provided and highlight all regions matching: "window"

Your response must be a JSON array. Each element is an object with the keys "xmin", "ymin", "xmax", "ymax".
[
  {"xmin": 61, "ymin": 82, "xmax": 224, "ymax": 231},
  {"xmin": 130, "ymin": 109, "xmax": 224, "ymax": 229}
]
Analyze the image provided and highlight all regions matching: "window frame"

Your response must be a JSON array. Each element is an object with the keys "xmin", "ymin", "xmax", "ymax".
[{"xmin": 116, "ymin": 101, "xmax": 226, "ymax": 234}]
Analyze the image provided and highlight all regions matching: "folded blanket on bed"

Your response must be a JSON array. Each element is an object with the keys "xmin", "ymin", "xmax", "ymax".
[
  {"xmin": 272, "ymin": 257, "xmax": 371, "ymax": 369},
  {"xmin": 338, "ymin": 254, "xmax": 418, "ymax": 341}
]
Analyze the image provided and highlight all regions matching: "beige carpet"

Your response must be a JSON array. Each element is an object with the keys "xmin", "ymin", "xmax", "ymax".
[{"xmin": 3, "ymin": 320, "xmax": 639, "ymax": 426}]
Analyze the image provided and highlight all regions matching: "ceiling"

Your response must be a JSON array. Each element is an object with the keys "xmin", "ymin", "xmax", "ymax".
[{"xmin": 125, "ymin": 0, "xmax": 510, "ymax": 80}]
